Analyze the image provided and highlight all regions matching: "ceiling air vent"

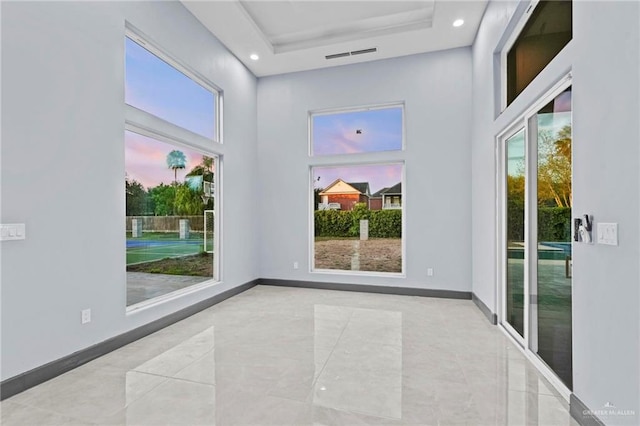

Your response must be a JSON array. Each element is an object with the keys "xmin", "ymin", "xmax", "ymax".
[
  {"xmin": 325, "ymin": 48, "xmax": 377, "ymax": 60},
  {"xmin": 325, "ymin": 52, "xmax": 350, "ymax": 60},
  {"xmin": 350, "ymin": 48, "xmax": 377, "ymax": 56}
]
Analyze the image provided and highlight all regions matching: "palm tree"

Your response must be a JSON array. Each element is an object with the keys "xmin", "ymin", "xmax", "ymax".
[{"xmin": 166, "ymin": 150, "xmax": 187, "ymax": 184}]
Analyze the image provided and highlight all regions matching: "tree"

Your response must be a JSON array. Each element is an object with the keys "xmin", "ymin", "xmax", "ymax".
[
  {"xmin": 149, "ymin": 184, "xmax": 176, "ymax": 216},
  {"xmin": 538, "ymin": 125, "xmax": 572, "ymax": 207},
  {"xmin": 166, "ymin": 150, "xmax": 187, "ymax": 184},
  {"xmin": 125, "ymin": 176, "xmax": 149, "ymax": 216},
  {"xmin": 507, "ymin": 175, "xmax": 525, "ymax": 206},
  {"xmin": 186, "ymin": 155, "xmax": 214, "ymax": 182},
  {"xmin": 174, "ymin": 183, "xmax": 205, "ymax": 215}
]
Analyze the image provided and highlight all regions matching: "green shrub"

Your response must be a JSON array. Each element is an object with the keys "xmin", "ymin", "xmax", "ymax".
[
  {"xmin": 314, "ymin": 206, "xmax": 402, "ymax": 238},
  {"xmin": 538, "ymin": 207, "xmax": 572, "ymax": 241},
  {"xmin": 314, "ymin": 210, "xmax": 351, "ymax": 237},
  {"xmin": 507, "ymin": 205, "xmax": 571, "ymax": 242}
]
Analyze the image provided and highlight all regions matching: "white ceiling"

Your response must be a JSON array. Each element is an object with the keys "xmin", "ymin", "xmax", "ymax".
[{"xmin": 181, "ymin": 0, "xmax": 488, "ymax": 77}]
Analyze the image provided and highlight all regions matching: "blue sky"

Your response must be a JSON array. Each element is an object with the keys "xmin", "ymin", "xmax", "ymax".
[
  {"xmin": 313, "ymin": 107, "xmax": 403, "ymax": 156},
  {"xmin": 125, "ymin": 39, "xmax": 404, "ymax": 193},
  {"xmin": 125, "ymin": 37, "xmax": 216, "ymax": 139}
]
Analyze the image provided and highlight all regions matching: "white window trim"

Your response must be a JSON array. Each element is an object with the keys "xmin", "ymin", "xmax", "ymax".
[
  {"xmin": 124, "ymin": 25, "xmax": 224, "ymax": 312},
  {"xmin": 124, "ymin": 124, "xmax": 223, "ymax": 313},
  {"xmin": 125, "ymin": 24, "xmax": 223, "ymax": 145},
  {"xmin": 308, "ymin": 101, "xmax": 406, "ymax": 157},
  {"xmin": 309, "ymin": 161, "xmax": 406, "ymax": 277}
]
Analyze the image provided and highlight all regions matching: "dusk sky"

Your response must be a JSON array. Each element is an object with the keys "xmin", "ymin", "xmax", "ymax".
[
  {"xmin": 313, "ymin": 164, "xmax": 402, "ymax": 195},
  {"xmin": 125, "ymin": 37, "xmax": 216, "ymax": 139},
  {"xmin": 125, "ymin": 37, "xmax": 404, "ymax": 193},
  {"xmin": 313, "ymin": 107, "xmax": 403, "ymax": 156},
  {"xmin": 125, "ymin": 131, "xmax": 210, "ymax": 189}
]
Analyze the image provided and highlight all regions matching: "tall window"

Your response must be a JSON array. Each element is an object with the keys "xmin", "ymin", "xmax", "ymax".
[
  {"xmin": 125, "ymin": 36, "xmax": 219, "ymax": 141},
  {"xmin": 125, "ymin": 29, "xmax": 221, "ymax": 307},
  {"xmin": 310, "ymin": 104, "xmax": 405, "ymax": 275},
  {"xmin": 505, "ymin": 0, "xmax": 572, "ymax": 106}
]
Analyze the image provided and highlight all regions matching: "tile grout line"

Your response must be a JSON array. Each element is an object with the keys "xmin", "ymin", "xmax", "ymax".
[{"xmin": 309, "ymin": 310, "xmax": 356, "ymax": 389}]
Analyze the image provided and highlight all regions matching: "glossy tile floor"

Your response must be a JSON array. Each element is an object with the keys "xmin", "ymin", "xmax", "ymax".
[{"xmin": 1, "ymin": 286, "xmax": 579, "ymax": 425}]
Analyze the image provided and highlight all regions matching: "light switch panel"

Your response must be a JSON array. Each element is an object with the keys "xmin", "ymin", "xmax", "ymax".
[
  {"xmin": 0, "ymin": 224, "xmax": 26, "ymax": 241},
  {"xmin": 597, "ymin": 223, "xmax": 618, "ymax": 246}
]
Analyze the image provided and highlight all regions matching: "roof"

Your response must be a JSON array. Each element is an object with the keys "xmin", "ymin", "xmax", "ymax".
[
  {"xmin": 383, "ymin": 182, "xmax": 402, "ymax": 195},
  {"xmin": 347, "ymin": 182, "xmax": 370, "ymax": 195},
  {"xmin": 377, "ymin": 182, "xmax": 402, "ymax": 195},
  {"xmin": 319, "ymin": 179, "xmax": 370, "ymax": 196},
  {"xmin": 371, "ymin": 187, "xmax": 389, "ymax": 198}
]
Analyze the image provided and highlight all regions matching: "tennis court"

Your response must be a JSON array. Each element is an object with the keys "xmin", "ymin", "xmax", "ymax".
[{"xmin": 126, "ymin": 232, "xmax": 213, "ymax": 265}]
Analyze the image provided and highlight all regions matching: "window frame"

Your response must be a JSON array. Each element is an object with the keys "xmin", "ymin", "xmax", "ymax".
[
  {"xmin": 308, "ymin": 102, "xmax": 406, "ymax": 157},
  {"xmin": 495, "ymin": 73, "xmax": 573, "ymax": 400},
  {"xmin": 500, "ymin": 0, "xmax": 572, "ymax": 112},
  {"xmin": 500, "ymin": 0, "xmax": 539, "ymax": 112},
  {"xmin": 124, "ymin": 25, "xmax": 223, "ymax": 313},
  {"xmin": 308, "ymin": 161, "xmax": 406, "ymax": 278},
  {"xmin": 125, "ymin": 26, "xmax": 223, "ymax": 145}
]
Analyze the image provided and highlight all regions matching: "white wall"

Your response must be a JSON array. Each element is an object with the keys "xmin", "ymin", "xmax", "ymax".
[
  {"xmin": 471, "ymin": 1, "xmax": 640, "ymax": 423},
  {"xmin": 257, "ymin": 49, "xmax": 473, "ymax": 291},
  {"xmin": 0, "ymin": 1, "xmax": 258, "ymax": 380}
]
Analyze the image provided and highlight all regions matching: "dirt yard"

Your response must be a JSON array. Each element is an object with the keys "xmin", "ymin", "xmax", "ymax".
[
  {"xmin": 127, "ymin": 252, "xmax": 213, "ymax": 277},
  {"xmin": 314, "ymin": 238, "xmax": 402, "ymax": 273}
]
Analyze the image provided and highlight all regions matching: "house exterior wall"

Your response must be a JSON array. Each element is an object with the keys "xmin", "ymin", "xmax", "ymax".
[
  {"xmin": 326, "ymin": 194, "xmax": 361, "ymax": 210},
  {"xmin": 369, "ymin": 198, "xmax": 382, "ymax": 210}
]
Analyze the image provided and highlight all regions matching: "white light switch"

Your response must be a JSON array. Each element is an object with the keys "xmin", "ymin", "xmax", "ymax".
[
  {"xmin": 597, "ymin": 223, "xmax": 618, "ymax": 246},
  {"xmin": 0, "ymin": 224, "xmax": 26, "ymax": 241}
]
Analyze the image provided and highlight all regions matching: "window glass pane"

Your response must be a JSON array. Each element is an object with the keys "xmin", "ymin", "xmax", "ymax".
[
  {"xmin": 312, "ymin": 106, "xmax": 403, "ymax": 156},
  {"xmin": 534, "ymin": 87, "xmax": 572, "ymax": 388},
  {"xmin": 125, "ymin": 37, "xmax": 216, "ymax": 140},
  {"xmin": 125, "ymin": 130, "xmax": 216, "ymax": 306},
  {"xmin": 506, "ymin": 129, "xmax": 525, "ymax": 337},
  {"xmin": 313, "ymin": 163, "xmax": 403, "ymax": 273},
  {"xmin": 507, "ymin": 0, "xmax": 572, "ymax": 105}
]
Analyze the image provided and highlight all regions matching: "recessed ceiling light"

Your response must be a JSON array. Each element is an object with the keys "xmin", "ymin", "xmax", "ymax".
[
  {"xmin": 453, "ymin": 19, "xmax": 464, "ymax": 27},
  {"xmin": 250, "ymin": 53, "xmax": 259, "ymax": 61}
]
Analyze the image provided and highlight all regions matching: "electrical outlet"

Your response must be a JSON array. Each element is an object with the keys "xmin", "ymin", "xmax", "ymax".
[
  {"xmin": 427, "ymin": 268, "xmax": 434, "ymax": 276},
  {"xmin": 293, "ymin": 262, "xmax": 299, "ymax": 270},
  {"xmin": 81, "ymin": 309, "xmax": 91, "ymax": 324}
]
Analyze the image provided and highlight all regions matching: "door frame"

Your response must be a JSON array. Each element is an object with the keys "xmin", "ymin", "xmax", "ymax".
[
  {"xmin": 497, "ymin": 123, "xmax": 529, "ymax": 348},
  {"xmin": 496, "ymin": 73, "xmax": 573, "ymax": 401}
]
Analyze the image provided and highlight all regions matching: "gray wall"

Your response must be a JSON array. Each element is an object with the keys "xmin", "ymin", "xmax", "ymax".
[
  {"xmin": 471, "ymin": 1, "xmax": 640, "ymax": 423},
  {"xmin": 257, "ymin": 48, "xmax": 473, "ymax": 291},
  {"xmin": 0, "ymin": 1, "xmax": 258, "ymax": 380}
]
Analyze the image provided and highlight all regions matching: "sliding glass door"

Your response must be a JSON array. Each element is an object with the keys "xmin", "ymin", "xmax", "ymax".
[
  {"xmin": 531, "ymin": 87, "xmax": 573, "ymax": 389},
  {"xmin": 499, "ymin": 81, "xmax": 573, "ymax": 393}
]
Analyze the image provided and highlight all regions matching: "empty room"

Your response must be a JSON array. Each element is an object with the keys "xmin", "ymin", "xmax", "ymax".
[{"xmin": 1, "ymin": 0, "xmax": 638, "ymax": 425}]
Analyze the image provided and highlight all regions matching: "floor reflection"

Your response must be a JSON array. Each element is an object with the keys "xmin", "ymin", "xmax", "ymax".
[{"xmin": 1, "ymin": 286, "xmax": 577, "ymax": 426}]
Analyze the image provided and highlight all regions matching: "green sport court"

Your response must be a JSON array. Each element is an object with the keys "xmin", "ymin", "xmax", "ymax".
[{"xmin": 126, "ymin": 232, "xmax": 213, "ymax": 265}]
